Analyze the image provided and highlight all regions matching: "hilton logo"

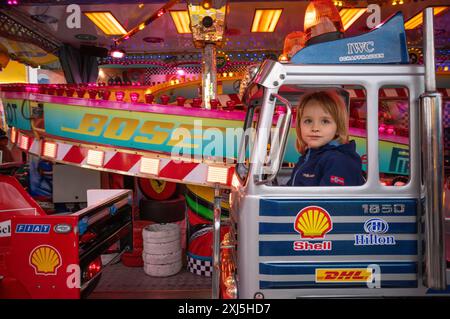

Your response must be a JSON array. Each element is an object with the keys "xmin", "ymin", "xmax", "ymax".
[{"xmin": 354, "ymin": 218, "xmax": 396, "ymax": 246}]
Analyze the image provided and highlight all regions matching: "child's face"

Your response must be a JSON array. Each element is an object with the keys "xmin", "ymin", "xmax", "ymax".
[{"xmin": 300, "ymin": 101, "xmax": 337, "ymax": 149}]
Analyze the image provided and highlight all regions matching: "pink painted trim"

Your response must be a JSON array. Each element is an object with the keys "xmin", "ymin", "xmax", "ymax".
[
  {"xmin": 0, "ymin": 92, "xmax": 410, "ymax": 145},
  {"xmin": 0, "ymin": 92, "xmax": 247, "ymax": 121}
]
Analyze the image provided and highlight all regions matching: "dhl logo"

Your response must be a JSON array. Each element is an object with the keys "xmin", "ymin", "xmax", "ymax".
[{"xmin": 315, "ymin": 268, "xmax": 373, "ymax": 283}]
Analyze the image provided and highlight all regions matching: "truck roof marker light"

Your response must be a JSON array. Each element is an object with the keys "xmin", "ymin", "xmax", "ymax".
[
  {"xmin": 18, "ymin": 134, "xmax": 30, "ymax": 151},
  {"xmin": 304, "ymin": 0, "xmax": 344, "ymax": 45},
  {"xmin": 42, "ymin": 141, "xmax": 58, "ymax": 159},
  {"xmin": 87, "ymin": 149, "xmax": 105, "ymax": 167},
  {"xmin": 207, "ymin": 166, "xmax": 229, "ymax": 185},
  {"xmin": 140, "ymin": 157, "xmax": 160, "ymax": 175}
]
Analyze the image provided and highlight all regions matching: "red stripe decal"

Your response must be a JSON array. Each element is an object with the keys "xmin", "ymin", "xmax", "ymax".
[
  {"xmin": 62, "ymin": 146, "xmax": 88, "ymax": 164},
  {"xmin": 159, "ymin": 161, "xmax": 198, "ymax": 180},
  {"xmin": 103, "ymin": 152, "xmax": 141, "ymax": 171}
]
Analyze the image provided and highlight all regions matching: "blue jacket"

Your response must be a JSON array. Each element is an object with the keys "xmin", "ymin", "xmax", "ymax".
[{"xmin": 287, "ymin": 140, "xmax": 365, "ymax": 186}]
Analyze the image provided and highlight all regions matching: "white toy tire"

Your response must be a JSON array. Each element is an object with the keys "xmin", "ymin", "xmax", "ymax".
[
  {"xmin": 143, "ymin": 260, "xmax": 182, "ymax": 277},
  {"xmin": 143, "ymin": 239, "xmax": 180, "ymax": 254},
  {"xmin": 143, "ymin": 232, "xmax": 180, "ymax": 244},
  {"xmin": 143, "ymin": 249, "xmax": 182, "ymax": 265},
  {"xmin": 142, "ymin": 223, "xmax": 180, "ymax": 243}
]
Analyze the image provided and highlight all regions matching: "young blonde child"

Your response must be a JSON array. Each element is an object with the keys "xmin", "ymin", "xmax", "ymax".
[{"xmin": 287, "ymin": 90, "xmax": 364, "ymax": 186}]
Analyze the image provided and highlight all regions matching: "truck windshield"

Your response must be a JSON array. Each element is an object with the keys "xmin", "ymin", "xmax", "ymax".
[{"xmin": 235, "ymin": 84, "xmax": 264, "ymax": 184}]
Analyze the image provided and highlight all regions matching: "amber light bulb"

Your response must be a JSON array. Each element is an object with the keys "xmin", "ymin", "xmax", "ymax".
[{"xmin": 304, "ymin": 0, "xmax": 344, "ymax": 45}]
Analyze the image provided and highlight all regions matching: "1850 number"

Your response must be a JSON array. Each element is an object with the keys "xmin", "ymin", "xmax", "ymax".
[{"xmin": 362, "ymin": 204, "xmax": 405, "ymax": 214}]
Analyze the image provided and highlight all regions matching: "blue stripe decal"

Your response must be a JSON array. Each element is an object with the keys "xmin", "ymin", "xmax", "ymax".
[
  {"xmin": 259, "ymin": 262, "xmax": 417, "ymax": 275},
  {"xmin": 260, "ymin": 280, "xmax": 418, "ymax": 289},
  {"xmin": 259, "ymin": 240, "xmax": 417, "ymax": 256},
  {"xmin": 426, "ymin": 286, "xmax": 450, "ymax": 294},
  {"xmin": 259, "ymin": 222, "xmax": 417, "ymax": 235},
  {"xmin": 259, "ymin": 199, "xmax": 417, "ymax": 217}
]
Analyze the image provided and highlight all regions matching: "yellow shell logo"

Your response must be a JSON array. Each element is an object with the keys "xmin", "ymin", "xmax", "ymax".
[
  {"xmin": 294, "ymin": 206, "xmax": 332, "ymax": 238},
  {"xmin": 29, "ymin": 245, "xmax": 62, "ymax": 275}
]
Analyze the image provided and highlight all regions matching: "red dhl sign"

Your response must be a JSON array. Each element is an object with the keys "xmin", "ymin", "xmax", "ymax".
[{"xmin": 315, "ymin": 268, "xmax": 373, "ymax": 283}]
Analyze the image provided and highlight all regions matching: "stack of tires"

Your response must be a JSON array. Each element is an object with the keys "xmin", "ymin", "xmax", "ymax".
[
  {"xmin": 142, "ymin": 223, "xmax": 182, "ymax": 277},
  {"xmin": 136, "ymin": 178, "xmax": 186, "ymax": 276},
  {"xmin": 185, "ymin": 184, "xmax": 230, "ymax": 277}
]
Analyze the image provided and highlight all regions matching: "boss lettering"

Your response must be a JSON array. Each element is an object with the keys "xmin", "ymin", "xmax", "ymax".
[
  {"xmin": 103, "ymin": 118, "xmax": 139, "ymax": 140},
  {"xmin": 62, "ymin": 114, "xmax": 108, "ymax": 136},
  {"xmin": 61, "ymin": 114, "xmax": 200, "ymax": 148}
]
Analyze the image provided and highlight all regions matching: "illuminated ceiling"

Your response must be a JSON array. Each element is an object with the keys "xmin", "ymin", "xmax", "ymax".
[{"xmin": 0, "ymin": 0, "xmax": 448, "ymax": 68}]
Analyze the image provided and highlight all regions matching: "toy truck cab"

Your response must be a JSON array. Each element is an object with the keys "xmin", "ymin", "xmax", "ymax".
[{"xmin": 226, "ymin": 9, "xmax": 448, "ymax": 299}]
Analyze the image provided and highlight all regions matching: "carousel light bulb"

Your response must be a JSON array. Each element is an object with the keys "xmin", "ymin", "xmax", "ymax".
[{"xmin": 110, "ymin": 48, "xmax": 126, "ymax": 59}]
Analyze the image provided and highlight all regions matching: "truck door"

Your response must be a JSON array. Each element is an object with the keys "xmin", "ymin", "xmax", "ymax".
[{"xmin": 231, "ymin": 60, "xmax": 449, "ymax": 298}]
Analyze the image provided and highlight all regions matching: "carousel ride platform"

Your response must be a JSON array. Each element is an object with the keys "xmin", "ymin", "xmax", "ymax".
[{"xmin": 89, "ymin": 261, "xmax": 211, "ymax": 299}]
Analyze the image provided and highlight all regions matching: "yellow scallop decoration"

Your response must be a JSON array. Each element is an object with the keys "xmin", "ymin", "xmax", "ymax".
[
  {"xmin": 29, "ymin": 245, "xmax": 62, "ymax": 275},
  {"xmin": 294, "ymin": 206, "xmax": 332, "ymax": 238}
]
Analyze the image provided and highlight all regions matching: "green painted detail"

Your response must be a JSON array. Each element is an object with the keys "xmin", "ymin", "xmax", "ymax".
[{"xmin": 185, "ymin": 193, "xmax": 228, "ymax": 221}]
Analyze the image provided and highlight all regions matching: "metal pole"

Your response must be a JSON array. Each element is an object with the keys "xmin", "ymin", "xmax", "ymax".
[
  {"xmin": 421, "ymin": 7, "xmax": 446, "ymax": 290},
  {"xmin": 212, "ymin": 184, "xmax": 221, "ymax": 299},
  {"xmin": 202, "ymin": 43, "xmax": 217, "ymax": 109},
  {"xmin": 424, "ymin": 8, "xmax": 436, "ymax": 92}
]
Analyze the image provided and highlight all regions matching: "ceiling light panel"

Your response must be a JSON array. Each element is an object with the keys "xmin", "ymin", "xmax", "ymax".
[
  {"xmin": 170, "ymin": 11, "xmax": 191, "ymax": 34},
  {"xmin": 404, "ymin": 6, "xmax": 448, "ymax": 30},
  {"xmin": 339, "ymin": 8, "xmax": 366, "ymax": 31},
  {"xmin": 251, "ymin": 9, "xmax": 283, "ymax": 33},
  {"xmin": 84, "ymin": 12, "xmax": 127, "ymax": 35}
]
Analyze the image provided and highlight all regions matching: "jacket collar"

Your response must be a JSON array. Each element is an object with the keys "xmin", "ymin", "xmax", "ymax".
[{"xmin": 306, "ymin": 139, "xmax": 342, "ymax": 155}]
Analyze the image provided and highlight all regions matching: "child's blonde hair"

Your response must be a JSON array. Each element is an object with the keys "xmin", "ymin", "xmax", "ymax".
[{"xmin": 295, "ymin": 90, "xmax": 349, "ymax": 154}]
